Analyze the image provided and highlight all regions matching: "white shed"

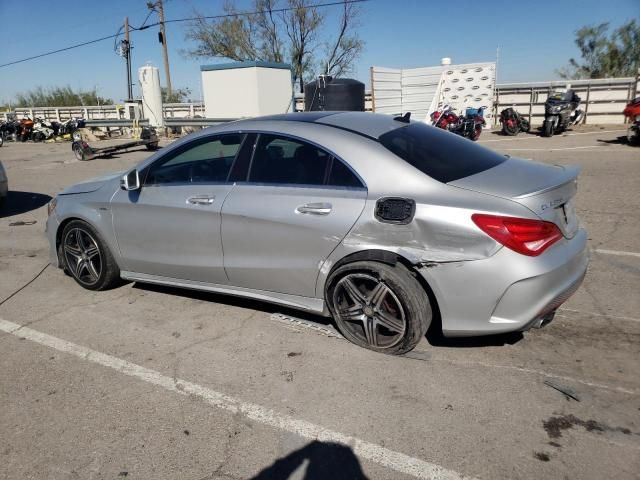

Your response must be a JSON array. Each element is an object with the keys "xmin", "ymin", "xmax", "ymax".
[{"xmin": 200, "ymin": 61, "xmax": 293, "ymax": 119}]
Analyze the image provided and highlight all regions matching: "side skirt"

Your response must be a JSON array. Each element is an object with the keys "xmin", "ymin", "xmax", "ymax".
[{"xmin": 120, "ymin": 271, "xmax": 327, "ymax": 315}]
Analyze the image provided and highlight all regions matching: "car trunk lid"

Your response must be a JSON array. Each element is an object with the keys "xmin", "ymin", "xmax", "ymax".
[{"xmin": 448, "ymin": 157, "xmax": 580, "ymax": 238}]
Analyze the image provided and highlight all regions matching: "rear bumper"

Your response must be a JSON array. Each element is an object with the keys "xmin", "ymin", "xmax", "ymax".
[{"xmin": 418, "ymin": 228, "xmax": 589, "ymax": 337}]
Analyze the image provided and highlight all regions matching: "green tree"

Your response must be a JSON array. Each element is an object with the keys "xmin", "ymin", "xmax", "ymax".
[
  {"xmin": 558, "ymin": 20, "xmax": 640, "ymax": 79},
  {"xmin": 162, "ymin": 86, "xmax": 192, "ymax": 103},
  {"xmin": 184, "ymin": 0, "xmax": 364, "ymax": 92},
  {"xmin": 13, "ymin": 86, "xmax": 113, "ymax": 107}
]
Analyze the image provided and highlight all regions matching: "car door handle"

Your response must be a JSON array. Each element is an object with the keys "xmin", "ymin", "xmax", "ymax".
[
  {"xmin": 296, "ymin": 202, "xmax": 332, "ymax": 215},
  {"xmin": 187, "ymin": 195, "xmax": 215, "ymax": 205}
]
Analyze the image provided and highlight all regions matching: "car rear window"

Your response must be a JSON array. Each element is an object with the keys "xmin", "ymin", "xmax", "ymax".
[{"xmin": 378, "ymin": 122, "xmax": 506, "ymax": 183}]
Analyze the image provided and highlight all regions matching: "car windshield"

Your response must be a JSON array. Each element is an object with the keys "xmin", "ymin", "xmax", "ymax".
[{"xmin": 378, "ymin": 122, "xmax": 506, "ymax": 183}]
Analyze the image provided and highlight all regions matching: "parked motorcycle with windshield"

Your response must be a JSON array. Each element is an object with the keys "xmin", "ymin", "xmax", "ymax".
[{"xmin": 542, "ymin": 89, "xmax": 584, "ymax": 137}]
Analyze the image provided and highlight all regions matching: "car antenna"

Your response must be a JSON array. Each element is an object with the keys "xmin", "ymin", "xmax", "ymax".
[{"xmin": 394, "ymin": 112, "xmax": 411, "ymax": 123}]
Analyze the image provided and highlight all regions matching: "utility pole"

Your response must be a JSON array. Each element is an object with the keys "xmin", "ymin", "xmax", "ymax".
[
  {"xmin": 152, "ymin": 0, "xmax": 172, "ymax": 98},
  {"xmin": 123, "ymin": 17, "xmax": 133, "ymax": 101}
]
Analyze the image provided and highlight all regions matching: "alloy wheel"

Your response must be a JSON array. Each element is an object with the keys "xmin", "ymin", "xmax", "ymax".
[
  {"xmin": 63, "ymin": 227, "xmax": 102, "ymax": 286},
  {"xmin": 332, "ymin": 273, "xmax": 407, "ymax": 349}
]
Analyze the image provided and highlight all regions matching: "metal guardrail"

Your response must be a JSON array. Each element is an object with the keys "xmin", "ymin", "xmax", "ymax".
[
  {"xmin": 84, "ymin": 119, "xmax": 150, "ymax": 127},
  {"xmin": 81, "ymin": 118, "xmax": 239, "ymax": 128},
  {"xmin": 164, "ymin": 117, "xmax": 239, "ymax": 127}
]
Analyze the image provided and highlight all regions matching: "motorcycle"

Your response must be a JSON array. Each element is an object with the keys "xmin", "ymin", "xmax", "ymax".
[
  {"xmin": 460, "ymin": 106, "xmax": 486, "ymax": 141},
  {"xmin": 17, "ymin": 117, "xmax": 35, "ymax": 142},
  {"xmin": 542, "ymin": 89, "xmax": 584, "ymax": 137},
  {"xmin": 430, "ymin": 105, "xmax": 486, "ymax": 141},
  {"xmin": 430, "ymin": 104, "xmax": 459, "ymax": 131},
  {"xmin": 499, "ymin": 107, "xmax": 530, "ymax": 136},
  {"xmin": 0, "ymin": 118, "xmax": 20, "ymax": 142},
  {"xmin": 623, "ymin": 97, "xmax": 640, "ymax": 146},
  {"xmin": 32, "ymin": 118, "xmax": 55, "ymax": 142},
  {"xmin": 56, "ymin": 117, "xmax": 86, "ymax": 141}
]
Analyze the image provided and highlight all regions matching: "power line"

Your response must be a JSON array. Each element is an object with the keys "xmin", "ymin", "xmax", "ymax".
[
  {"xmin": 141, "ymin": 0, "xmax": 369, "ymax": 28},
  {"xmin": 0, "ymin": 0, "xmax": 370, "ymax": 69}
]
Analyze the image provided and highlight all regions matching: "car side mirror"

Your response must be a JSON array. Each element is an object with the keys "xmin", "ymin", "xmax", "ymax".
[{"xmin": 121, "ymin": 169, "xmax": 141, "ymax": 191}]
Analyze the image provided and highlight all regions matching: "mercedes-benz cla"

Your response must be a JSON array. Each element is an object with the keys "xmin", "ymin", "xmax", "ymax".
[{"xmin": 46, "ymin": 112, "xmax": 588, "ymax": 354}]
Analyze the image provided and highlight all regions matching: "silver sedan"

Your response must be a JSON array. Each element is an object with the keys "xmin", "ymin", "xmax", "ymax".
[{"xmin": 46, "ymin": 112, "xmax": 588, "ymax": 354}]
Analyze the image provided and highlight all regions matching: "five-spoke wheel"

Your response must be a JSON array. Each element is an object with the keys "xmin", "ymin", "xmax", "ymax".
[
  {"xmin": 328, "ymin": 261, "xmax": 432, "ymax": 355},
  {"xmin": 60, "ymin": 220, "xmax": 120, "ymax": 291},
  {"xmin": 63, "ymin": 227, "xmax": 102, "ymax": 286},
  {"xmin": 333, "ymin": 273, "xmax": 407, "ymax": 349}
]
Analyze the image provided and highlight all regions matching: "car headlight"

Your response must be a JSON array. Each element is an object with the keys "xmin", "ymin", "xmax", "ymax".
[
  {"xmin": 635, "ymin": 115, "xmax": 640, "ymax": 122},
  {"xmin": 47, "ymin": 196, "xmax": 57, "ymax": 216}
]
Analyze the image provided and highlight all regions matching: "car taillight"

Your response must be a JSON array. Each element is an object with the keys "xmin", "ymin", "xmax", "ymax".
[{"xmin": 471, "ymin": 214, "xmax": 563, "ymax": 256}]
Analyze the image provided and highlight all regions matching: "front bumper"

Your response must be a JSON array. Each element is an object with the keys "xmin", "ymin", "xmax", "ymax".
[
  {"xmin": 418, "ymin": 228, "xmax": 589, "ymax": 337},
  {"xmin": 46, "ymin": 213, "xmax": 61, "ymax": 267}
]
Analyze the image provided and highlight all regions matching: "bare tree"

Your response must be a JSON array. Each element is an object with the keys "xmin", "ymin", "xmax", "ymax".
[
  {"xmin": 322, "ymin": 0, "xmax": 363, "ymax": 78},
  {"xmin": 184, "ymin": 0, "xmax": 364, "ymax": 92}
]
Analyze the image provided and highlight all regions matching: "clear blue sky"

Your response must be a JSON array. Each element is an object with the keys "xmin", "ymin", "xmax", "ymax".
[{"xmin": 0, "ymin": 0, "xmax": 637, "ymax": 105}]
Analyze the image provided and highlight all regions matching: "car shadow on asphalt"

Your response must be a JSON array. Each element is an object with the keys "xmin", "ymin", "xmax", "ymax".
[
  {"xmin": 250, "ymin": 440, "xmax": 368, "ymax": 480},
  {"xmin": 132, "ymin": 282, "xmax": 337, "ymax": 329},
  {"xmin": 597, "ymin": 136, "xmax": 630, "ymax": 145},
  {"xmin": 0, "ymin": 191, "xmax": 52, "ymax": 218},
  {"xmin": 133, "ymin": 282, "xmax": 524, "ymax": 350}
]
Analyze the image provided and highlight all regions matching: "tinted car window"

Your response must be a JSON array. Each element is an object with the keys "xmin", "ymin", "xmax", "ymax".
[
  {"xmin": 327, "ymin": 158, "xmax": 364, "ymax": 188},
  {"xmin": 146, "ymin": 134, "xmax": 244, "ymax": 185},
  {"xmin": 378, "ymin": 122, "xmax": 506, "ymax": 183},
  {"xmin": 249, "ymin": 134, "xmax": 330, "ymax": 186}
]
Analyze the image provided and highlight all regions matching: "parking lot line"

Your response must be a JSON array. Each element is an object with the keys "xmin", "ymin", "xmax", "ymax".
[
  {"xmin": 0, "ymin": 318, "xmax": 473, "ymax": 480},
  {"xmin": 593, "ymin": 248, "xmax": 640, "ymax": 259},
  {"xmin": 479, "ymin": 129, "xmax": 626, "ymax": 143},
  {"xmin": 500, "ymin": 146, "xmax": 630, "ymax": 152}
]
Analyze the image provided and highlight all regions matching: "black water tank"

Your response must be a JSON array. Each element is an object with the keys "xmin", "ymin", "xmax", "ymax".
[{"xmin": 304, "ymin": 76, "xmax": 365, "ymax": 111}]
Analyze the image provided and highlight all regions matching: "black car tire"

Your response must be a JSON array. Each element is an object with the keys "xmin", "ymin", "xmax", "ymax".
[
  {"xmin": 60, "ymin": 220, "xmax": 121, "ymax": 291},
  {"xmin": 326, "ymin": 261, "xmax": 431, "ymax": 355}
]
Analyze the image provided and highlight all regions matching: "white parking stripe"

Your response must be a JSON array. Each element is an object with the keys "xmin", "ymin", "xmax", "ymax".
[
  {"xmin": 500, "ymin": 146, "xmax": 630, "ymax": 152},
  {"xmin": 0, "ymin": 318, "xmax": 473, "ymax": 480},
  {"xmin": 479, "ymin": 129, "xmax": 626, "ymax": 143},
  {"xmin": 593, "ymin": 248, "xmax": 640, "ymax": 258}
]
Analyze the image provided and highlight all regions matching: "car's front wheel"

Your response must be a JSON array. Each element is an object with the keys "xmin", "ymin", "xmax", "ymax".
[
  {"xmin": 60, "ymin": 220, "xmax": 120, "ymax": 291},
  {"xmin": 326, "ymin": 261, "xmax": 431, "ymax": 355}
]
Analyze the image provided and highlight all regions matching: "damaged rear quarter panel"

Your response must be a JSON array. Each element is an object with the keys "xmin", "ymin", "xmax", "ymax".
[{"xmin": 316, "ymin": 184, "xmax": 537, "ymax": 297}]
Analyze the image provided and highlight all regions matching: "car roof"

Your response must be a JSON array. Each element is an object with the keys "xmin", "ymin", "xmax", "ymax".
[{"xmin": 244, "ymin": 111, "xmax": 406, "ymax": 139}]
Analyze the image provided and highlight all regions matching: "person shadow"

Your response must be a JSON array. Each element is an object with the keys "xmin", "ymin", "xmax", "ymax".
[
  {"xmin": 0, "ymin": 191, "xmax": 52, "ymax": 218},
  {"xmin": 251, "ymin": 440, "xmax": 368, "ymax": 480}
]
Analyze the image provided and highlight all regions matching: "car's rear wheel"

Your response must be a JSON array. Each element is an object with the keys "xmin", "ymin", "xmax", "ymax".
[
  {"xmin": 60, "ymin": 220, "xmax": 120, "ymax": 291},
  {"xmin": 327, "ymin": 261, "xmax": 431, "ymax": 355}
]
